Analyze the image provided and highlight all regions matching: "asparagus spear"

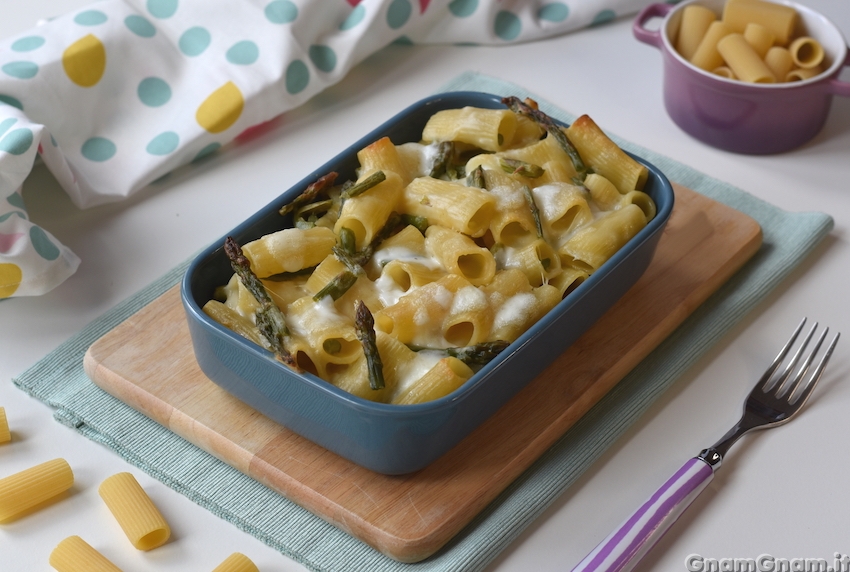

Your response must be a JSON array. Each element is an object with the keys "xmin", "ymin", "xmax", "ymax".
[
  {"xmin": 313, "ymin": 227, "xmax": 367, "ymax": 302},
  {"xmin": 500, "ymin": 157, "xmax": 544, "ymax": 179},
  {"xmin": 279, "ymin": 172, "xmax": 338, "ymax": 216},
  {"xmin": 341, "ymin": 170, "xmax": 386, "ymax": 199},
  {"xmin": 223, "ymin": 236, "xmax": 297, "ymax": 369},
  {"xmin": 407, "ymin": 340, "xmax": 511, "ymax": 367},
  {"xmin": 338, "ymin": 226, "xmax": 357, "ymax": 256},
  {"xmin": 401, "ymin": 214, "xmax": 429, "ymax": 234},
  {"xmin": 352, "ymin": 211, "xmax": 403, "ymax": 266},
  {"xmin": 522, "ymin": 185, "xmax": 544, "ymax": 239},
  {"xmin": 354, "ymin": 300, "xmax": 385, "ymax": 390},
  {"xmin": 293, "ymin": 198, "xmax": 334, "ymax": 229},
  {"xmin": 501, "ymin": 96, "xmax": 590, "ymax": 182},
  {"xmin": 314, "ymin": 211, "xmax": 408, "ymax": 302},
  {"xmin": 429, "ymin": 141, "xmax": 455, "ymax": 179},
  {"xmin": 466, "ymin": 164, "xmax": 486, "ymax": 189},
  {"xmin": 312, "ymin": 269, "xmax": 359, "ymax": 302}
]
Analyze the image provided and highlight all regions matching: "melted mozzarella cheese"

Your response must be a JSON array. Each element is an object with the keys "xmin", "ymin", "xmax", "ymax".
[
  {"xmin": 493, "ymin": 292, "xmax": 537, "ymax": 332},
  {"xmin": 450, "ymin": 285, "xmax": 488, "ymax": 314},
  {"xmin": 396, "ymin": 141, "xmax": 440, "ymax": 178},
  {"xmin": 394, "ymin": 350, "xmax": 443, "ymax": 395}
]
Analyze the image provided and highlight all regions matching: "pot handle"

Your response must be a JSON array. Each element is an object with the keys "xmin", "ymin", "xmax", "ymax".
[
  {"xmin": 827, "ymin": 49, "xmax": 850, "ymax": 97},
  {"xmin": 633, "ymin": 3, "xmax": 675, "ymax": 49}
]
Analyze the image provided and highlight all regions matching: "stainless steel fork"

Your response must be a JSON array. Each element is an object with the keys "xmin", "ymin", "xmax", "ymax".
[{"xmin": 572, "ymin": 318, "xmax": 841, "ymax": 572}]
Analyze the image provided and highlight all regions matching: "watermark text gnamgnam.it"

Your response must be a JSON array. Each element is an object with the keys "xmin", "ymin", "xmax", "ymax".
[{"xmin": 685, "ymin": 553, "xmax": 850, "ymax": 572}]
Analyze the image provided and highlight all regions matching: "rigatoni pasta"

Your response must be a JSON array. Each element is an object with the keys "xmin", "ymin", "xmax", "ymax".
[
  {"xmin": 0, "ymin": 407, "xmax": 10, "ymax": 444},
  {"xmin": 212, "ymin": 552, "xmax": 260, "ymax": 572},
  {"xmin": 207, "ymin": 98, "xmax": 655, "ymax": 405},
  {"xmin": 785, "ymin": 66, "xmax": 822, "ymax": 82},
  {"xmin": 676, "ymin": 4, "xmax": 717, "ymax": 60},
  {"xmin": 722, "ymin": 0, "xmax": 796, "ymax": 44},
  {"xmin": 675, "ymin": 0, "xmax": 830, "ymax": 84},
  {"xmin": 0, "ymin": 458, "xmax": 73, "ymax": 522},
  {"xmin": 689, "ymin": 20, "xmax": 732, "ymax": 71},
  {"xmin": 788, "ymin": 36, "xmax": 824, "ymax": 69},
  {"xmin": 566, "ymin": 115, "xmax": 649, "ymax": 193},
  {"xmin": 717, "ymin": 33, "xmax": 777, "ymax": 83},
  {"xmin": 764, "ymin": 45, "xmax": 794, "ymax": 79},
  {"xmin": 401, "ymin": 177, "xmax": 496, "ymax": 237},
  {"xmin": 743, "ymin": 22, "xmax": 775, "ymax": 57},
  {"xmin": 242, "ymin": 227, "xmax": 336, "ymax": 277},
  {"xmin": 98, "ymin": 472, "xmax": 171, "ymax": 551},
  {"xmin": 49, "ymin": 535, "xmax": 123, "ymax": 572},
  {"xmin": 422, "ymin": 107, "xmax": 518, "ymax": 152}
]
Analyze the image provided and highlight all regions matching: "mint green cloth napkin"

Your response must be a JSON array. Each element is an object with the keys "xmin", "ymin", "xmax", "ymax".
[{"xmin": 13, "ymin": 73, "xmax": 834, "ymax": 572}]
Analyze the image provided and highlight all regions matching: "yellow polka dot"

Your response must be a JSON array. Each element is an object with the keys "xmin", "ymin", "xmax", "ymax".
[
  {"xmin": 0, "ymin": 263, "xmax": 23, "ymax": 298},
  {"xmin": 63, "ymin": 34, "xmax": 106, "ymax": 87},
  {"xmin": 196, "ymin": 81, "xmax": 244, "ymax": 133}
]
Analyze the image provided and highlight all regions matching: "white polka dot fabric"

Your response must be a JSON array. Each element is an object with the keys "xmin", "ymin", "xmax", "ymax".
[{"xmin": 0, "ymin": 0, "xmax": 657, "ymax": 298}]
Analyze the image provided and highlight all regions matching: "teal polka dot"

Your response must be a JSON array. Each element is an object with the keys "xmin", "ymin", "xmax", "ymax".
[
  {"xmin": 0, "ymin": 211, "xmax": 26, "ymax": 223},
  {"xmin": 0, "ymin": 118, "xmax": 16, "ymax": 138},
  {"xmin": 179, "ymin": 27, "xmax": 211, "ymax": 56},
  {"xmin": 81, "ymin": 137, "xmax": 116, "ymax": 161},
  {"xmin": 146, "ymin": 131, "xmax": 179, "ymax": 155},
  {"xmin": 7, "ymin": 192, "xmax": 25, "ymax": 210},
  {"xmin": 0, "ymin": 128, "xmax": 33, "ymax": 155},
  {"xmin": 449, "ymin": 0, "xmax": 477, "ymax": 18},
  {"xmin": 51, "ymin": 134, "xmax": 58, "ymax": 146},
  {"xmin": 538, "ymin": 2, "xmax": 569, "ymax": 22},
  {"xmin": 393, "ymin": 36, "xmax": 414, "ymax": 45},
  {"xmin": 226, "ymin": 41, "xmax": 259, "ymax": 65},
  {"xmin": 494, "ymin": 11, "xmax": 522, "ymax": 40},
  {"xmin": 0, "ymin": 95, "xmax": 23, "ymax": 110},
  {"xmin": 11, "ymin": 36, "xmax": 45, "ymax": 52},
  {"xmin": 125, "ymin": 15, "xmax": 157, "ymax": 37},
  {"xmin": 2, "ymin": 62, "xmax": 39, "ymax": 79},
  {"xmin": 265, "ymin": 0, "xmax": 298, "ymax": 24},
  {"xmin": 30, "ymin": 226, "xmax": 60, "ymax": 261},
  {"xmin": 192, "ymin": 142, "xmax": 221, "ymax": 162},
  {"xmin": 74, "ymin": 10, "xmax": 108, "ymax": 25},
  {"xmin": 387, "ymin": 0, "xmax": 412, "ymax": 29},
  {"xmin": 138, "ymin": 77, "xmax": 172, "ymax": 107},
  {"xmin": 285, "ymin": 60, "xmax": 309, "ymax": 94},
  {"xmin": 308, "ymin": 45, "xmax": 336, "ymax": 73},
  {"xmin": 340, "ymin": 5, "xmax": 365, "ymax": 30},
  {"xmin": 591, "ymin": 9, "xmax": 616, "ymax": 26},
  {"xmin": 148, "ymin": 0, "xmax": 178, "ymax": 18}
]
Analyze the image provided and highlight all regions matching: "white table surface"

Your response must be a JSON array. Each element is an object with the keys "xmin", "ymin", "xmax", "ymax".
[{"xmin": 2, "ymin": 1, "xmax": 849, "ymax": 570}]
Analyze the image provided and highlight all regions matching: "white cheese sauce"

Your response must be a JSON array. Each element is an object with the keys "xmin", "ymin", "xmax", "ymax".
[
  {"xmin": 432, "ymin": 284, "xmax": 454, "ymax": 309},
  {"xmin": 493, "ymin": 292, "xmax": 537, "ymax": 331},
  {"xmin": 488, "ymin": 183, "xmax": 526, "ymax": 211},
  {"xmin": 394, "ymin": 349, "xmax": 444, "ymax": 395},
  {"xmin": 396, "ymin": 141, "xmax": 440, "ymax": 178},
  {"xmin": 371, "ymin": 245, "xmax": 438, "ymax": 268},
  {"xmin": 531, "ymin": 183, "xmax": 567, "ymax": 223},
  {"xmin": 374, "ymin": 271, "xmax": 408, "ymax": 308},
  {"xmin": 287, "ymin": 295, "xmax": 341, "ymax": 339},
  {"xmin": 450, "ymin": 285, "xmax": 488, "ymax": 315}
]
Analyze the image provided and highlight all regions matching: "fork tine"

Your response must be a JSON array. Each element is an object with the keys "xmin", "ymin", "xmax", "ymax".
[
  {"xmin": 789, "ymin": 331, "xmax": 840, "ymax": 406},
  {"xmin": 778, "ymin": 325, "xmax": 826, "ymax": 400},
  {"xmin": 760, "ymin": 317, "xmax": 807, "ymax": 393},
  {"xmin": 774, "ymin": 321, "xmax": 820, "ymax": 396}
]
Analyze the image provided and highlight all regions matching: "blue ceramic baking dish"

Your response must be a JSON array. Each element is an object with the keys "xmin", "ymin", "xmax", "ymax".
[{"xmin": 182, "ymin": 91, "xmax": 675, "ymax": 475}]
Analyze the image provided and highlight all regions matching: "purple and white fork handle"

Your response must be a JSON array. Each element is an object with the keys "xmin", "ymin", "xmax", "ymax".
[{"xmin": 571, "ymin": 451, "xmax": 720, "ymax": 572}]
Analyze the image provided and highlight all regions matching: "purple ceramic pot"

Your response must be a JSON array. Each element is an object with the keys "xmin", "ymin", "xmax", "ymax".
[{"xmin": 634, "ymin": 0, "xmax": 850, "ymax": 154}]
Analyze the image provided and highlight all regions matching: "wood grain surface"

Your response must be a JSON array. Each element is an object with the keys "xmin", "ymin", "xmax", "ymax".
[{"xmin": 84, "ymin": 184, "xmax": 762, "ymax": 563}]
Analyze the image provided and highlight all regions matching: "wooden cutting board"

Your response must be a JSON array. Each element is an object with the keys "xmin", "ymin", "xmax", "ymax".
[{"xmin": 84, "ymin": 184, "xmax": 762, "ymax": 563}]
